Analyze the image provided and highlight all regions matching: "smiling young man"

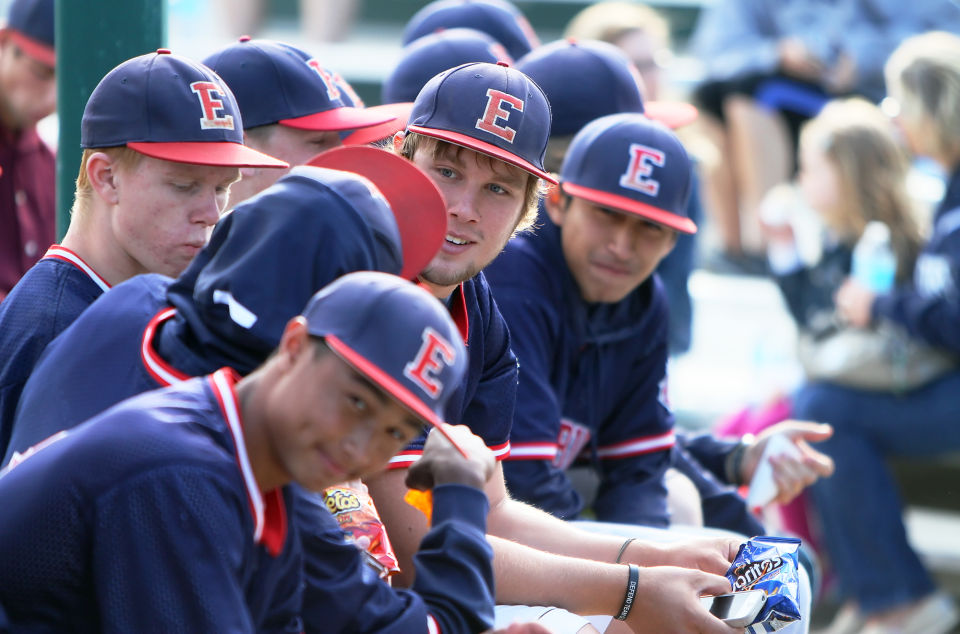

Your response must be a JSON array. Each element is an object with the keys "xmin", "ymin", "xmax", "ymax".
[
  {"xmin": 0, "ymin": 49, "xmax": 286, "ymax": 455},
  {"xmin": 369, "ymin": 62, "xmax": 744, "ymax": 634},
  {"xmin": 203, "ymin": 37, "xmax": 395, "ymax": 206},
  {"xmin": 0, "ymin": 271, "xmax": 503, "ymax": 633}
]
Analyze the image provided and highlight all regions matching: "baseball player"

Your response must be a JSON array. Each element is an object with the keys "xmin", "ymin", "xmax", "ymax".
[
  {"xmin": 363, "ymin": 61, "xmax": 744, "ymax": 634},
  {"xmin": 0, "ymin": 49, "xmax": 286, "ymax": 456},
  {"xmin": 4, "ymin": 154, "xmax": 515, "ymax": 633},
  {"xmin": 402, "ymin": 0, "xmax": 540, "ymax": 61},
  {"xmin": 0, "ymin": 271, "xmax": 501, "ymax": 633},
  {"xmin": 202, "ymin": 37, "xmax": 395, "ymax": 205},
  {"xmin": 0, "ymin": 0, "xmax": 56, "ymax": 301}
]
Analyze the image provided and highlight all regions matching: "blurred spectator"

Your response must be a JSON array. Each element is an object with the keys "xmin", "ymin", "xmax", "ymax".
[
  {"xmin": 210, "ymin": 0, "xmax": 361, "ymax": 42},
  {"xmin": 795, "ymin": 32, "xmax": 960, "ymax": 634},
  {"xmin": 688, "ymin": 0, "xmax": 960, "ymax": 272},
  {"xmin": 0, "ymin": 0, "xmax": 55, "ymax": 301}
]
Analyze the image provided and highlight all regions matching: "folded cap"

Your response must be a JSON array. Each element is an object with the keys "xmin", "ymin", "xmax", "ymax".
[
  {"xmin": 307, "ymin": 145, "xmax": 446, "ymax": 280},
  {"xmin": 80, "ymin": 50, "xmax": 287, "ymax": 168},
  {"xmin": 408, "ymin": 61, "xmax": 556, "ymax": 184},
  {"xmin": 203, "ymin": 37, "xmax": 393, "ymax": 132},
  {"xmin": 4, "ymin": 0, "xmax": 53, "ymax": 67},
  {"xmin": 384, "ymin": 27, "xmax": 512, "ymax": 104},
  {"xmin": 561, "ymin": 113, "xmax": 696, "ymax": 234},
  {"xmin": 303, "ymin": 271, "xmax": 467, "ymax": 433},
  {"xmin": 402, "ymin": 0, "xmax": 539, "ymax": 61}
]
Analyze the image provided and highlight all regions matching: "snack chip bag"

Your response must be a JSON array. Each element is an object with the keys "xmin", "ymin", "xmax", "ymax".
[
  {"xmin": 323, "ymin": 480, "xmax": 401, "ymax": 581},
  {"xmin": 725, "ymin": 536, "xmax": 802, "ymax": 632}
]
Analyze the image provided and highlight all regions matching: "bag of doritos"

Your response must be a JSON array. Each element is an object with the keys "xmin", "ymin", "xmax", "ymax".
[{"xmin": 725, "ymin": 536, "xmax": 802, "ymax": 632}]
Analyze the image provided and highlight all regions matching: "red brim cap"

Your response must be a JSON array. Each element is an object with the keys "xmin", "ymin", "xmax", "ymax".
[
  {"xmin": 307, "ymin": 146, "xmax": 446, "ymax": 280},
  {"xmin": 325, "ymin": 334, "xmax": 469, "ymax": 457},
  {"xmin": 126, "ymin": 141, "xmax": 289, "ymax": 168},
  {"xmin": 562, "ymin": 181, "xmax": 697, "ymax": 234},
  {"xmin": 280, "ymin": 106, "xmax": 397, "ymax": 132},
  {"xmin": 407, "ymin": 124, "xmax": 559, "ymax": 185},
  {"xmin": 5, "ymin": 30, "xmax": 54, "ymax": 67},
  {"xmin": 644, "ymin": 101, "xmax": 699, "ymax": 130},
  {"xmin": 343, "ymin": 102, "xmax": 413, "ymax": 147}
]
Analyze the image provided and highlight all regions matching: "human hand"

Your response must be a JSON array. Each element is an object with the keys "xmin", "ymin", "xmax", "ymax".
[
  {"xmin": 834, "ymin": 278, "xmax": 876, "ymax": 327},
  {"xmin": 405, "ymin": 424, "xmax": 495, "ymax": 491},
  {"xmin": 626, "ymin": 566, "xmax": 742, "ymax": 634},
  {"xmin": 740, "ymin": 422, "xmax": 835, "ymax": 504},
  {"xmin": 628, "ymin": 537, "xmax": 741, "ymax": 575},
  {"xmin": 778, "ymin": 37, "xmax": 824, "ymax": 80}
]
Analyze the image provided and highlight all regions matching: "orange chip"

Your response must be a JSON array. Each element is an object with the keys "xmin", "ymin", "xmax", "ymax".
[{"xmin": 404, "ymin": 489, "xmax": 433, "ymax": 524}]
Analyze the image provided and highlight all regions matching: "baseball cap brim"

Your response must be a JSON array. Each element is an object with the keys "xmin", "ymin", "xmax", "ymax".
[
  {"xmin": 307, "ymin": 146, "xmax": 446, "ymax": 280},
  {"xmin": 407, "ymin": 124, "xmax": 559, "ymax": 185},
  {"xmin": 4, "ymin": 29, "xmax": 54, "ymax": 67},
  {"xmin": 280, "ymin": 106, "xmax": 397, "ymax": 132},
  {"xmin": 127, "ymin": 141, "xmax": 289, "ymax": 168},
  {"xmin": 325, "ymin": 334, "xmax": 469, "ymax": 457},
  {"xmin": 562, "ymin": 181, "xmax": 697, "ymax": 234},
  {"xmin": 343, "ymin": 102, "xmax": 413, "ymax": 147},
  {"xmin": 644, "ymin": 101, "xmax": 699, "ymax": 130}
]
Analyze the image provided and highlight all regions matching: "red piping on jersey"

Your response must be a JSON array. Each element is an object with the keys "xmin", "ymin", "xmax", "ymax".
[
  {"xmin": 595, "ymin": 430, "xmax": 676, "ymax": 460},
  {"xmin": 387, "ymin": 439, "xmax": 511, "ymax": 469},
  {"xmin": 209, "ymin": 368, "xmax": 288, "ymax": 557},
  {"xmin": 42, "ymin": 245, "xmax": 111, "ymax": 292},
  {"xmin": 140, "ymin": 307, "xmax": 191, "ymax": 386}
]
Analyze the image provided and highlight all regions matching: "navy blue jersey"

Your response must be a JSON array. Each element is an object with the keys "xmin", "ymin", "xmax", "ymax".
[
  {"xmin": 0, "ymin": 246, "xmax": 109, "ymax": 456},
  {"xmin": 388, "ymin": 273, "xmax": 517, "ymax": 469},
  {"xmin": 873, "ymin": 167, "xmax": 960, "ymax": 354},
  {"xmin": 0, "ymin": 369, "xmax": 302, "ymax": 633},
  {"xmin": 8, "ymin": 282, "xmax": 496, "ymax": 630},
  {"xmin": 486, "ymin": 220, "xmax": 675, "ymax": 526}
]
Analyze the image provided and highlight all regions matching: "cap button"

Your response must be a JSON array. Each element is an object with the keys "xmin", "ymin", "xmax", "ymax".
[
  {"xmin": 156, "ymin": 48, "xmax": 171, "ymax": 55},
  {"xmin": 238, "ymin": 35, "xmax": 251, "ymax": 42},
  {"xmin": 496, "ymin": 60, "xmax": 510, "ymax": 67}
]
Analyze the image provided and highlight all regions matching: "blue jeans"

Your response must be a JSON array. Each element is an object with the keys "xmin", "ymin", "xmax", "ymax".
[{"xmin": 792, "ymin": 370, "xmax": 960, "ymax": 614}]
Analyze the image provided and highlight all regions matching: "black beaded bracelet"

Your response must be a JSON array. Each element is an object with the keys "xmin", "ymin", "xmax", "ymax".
[{"xmin": 615, "ymin": 564, "xmax": 640, "ymax": 621}]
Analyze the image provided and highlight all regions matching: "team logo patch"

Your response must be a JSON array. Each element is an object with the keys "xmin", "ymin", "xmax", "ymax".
[
  {"xmin": 619, "ymin": 143, "xmax": 665, "ymax": 196},
  {"xmin": 190, "ymin": 81, "xmax": 236, "ymax": 130},
  {"xmin": 404, "ymin": 327, "xmax": 456, "ymax": 397},
  {"xmin": 554, "ymin": 418, "xmax": 591, "ymax": 470},
  {"xmin": 475, "ymin": 88, "xmax": 524, "ymax": 143},
  {"xmin": 306, "ymin": 59, "xmax": 341, "ymax": 100}
]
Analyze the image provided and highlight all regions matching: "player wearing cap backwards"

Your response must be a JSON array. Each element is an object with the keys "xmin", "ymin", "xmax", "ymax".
[
  {"xmin": 3, "ymin": 152, "xmax": 517, "ymax": 634},
  {"xmin": 0, "ymin": 271, "xmax": 502, "ymax": 633},
  {"xmin": 363, "ymin": 61, "xmax": 743, "ymax": 634},
  {"xmin": 203, "ymin": 37, "xmax": 396, "ymax": 205},
  {"xmin": 0, "ymin": 0, "xmax": 56, "ymax": 301},
  {"xmin": 0, "ymin": 49, "xmax": 286, "ymax": 455}
]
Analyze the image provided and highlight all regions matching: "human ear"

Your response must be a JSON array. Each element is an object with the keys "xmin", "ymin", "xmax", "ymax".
[
  {"xmin": 277, "ymin": 316, "xmax": 310, "ymax": 367},
  {"xmin": 86, "ymin": 152, "xmax": 120, "ymax": 205},
  {"xmin": 543, "ymin": 183, "xmax": 566, "ymax": 226}
]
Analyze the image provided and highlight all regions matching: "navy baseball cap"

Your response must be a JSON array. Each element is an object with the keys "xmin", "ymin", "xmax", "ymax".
[
  {"xmin": 561, "ymin": 112, "xmax": 696, "ymax": 234},
  {"xmin": 203, "ymin": 38, "xmax": 393, "ymax": 132},
  {"xmin": 81, "ymin": 50, "xmax": 288, "ymax": 168},
  {"xmin": 3, "ymin": 0, "xmax": 53, "ymax": 67},
  {"xmin": 384, "ymin": 27, "xmax": 512, "ymax": 104},
  {"xmin": 407, "ymin": 61, "xmax": 556, "ymax": 184},
  {"xmin": 403, "ymin": 0, "xmax": 539, "ymax": 61},
  {"xmin": 303, "ymin": 271, "xmax": 467, "ymax": 435},
  {"xmin": 517, "ymin": 38, "xmax": 697, "ymax": 135},
  {"xmin": 307, "ymin": 146, "xmax": 447, "ymax": 280}
]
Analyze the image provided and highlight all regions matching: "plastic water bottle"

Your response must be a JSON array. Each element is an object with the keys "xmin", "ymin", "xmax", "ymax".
[{"xmin": 852, "ymin": 221, "xmax": 897, "ymax": 293}]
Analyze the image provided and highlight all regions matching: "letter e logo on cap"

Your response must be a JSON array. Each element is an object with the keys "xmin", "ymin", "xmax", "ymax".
[
  {"xmin": 190, "ymin": 81, "xmax": 236, "ymax": 130},
  {"xmin": 475, "ymin": 88, "xmax": 524, "ymax": 143},
  {"xmin": 306, "ymin": 59, "xmax": 341, "ymax": 100},
  {"xmin": 619, "ymin": 143, "xmax": 665, "ymax": 196},
  {"xmin": 404, "ymin": 327, "xmax": 456, "ymax": 398}
]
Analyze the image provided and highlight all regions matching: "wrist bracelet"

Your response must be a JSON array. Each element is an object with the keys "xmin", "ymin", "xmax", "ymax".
[
  {"xmin": 616, "ymin": 564, "xmax": 640, "ymax": 621},
  {"xmin": 615, "ymin": 537, "xmax": 636, "ymax": 564},
  {"xmin": 725, "ymin": 435, "xmax": 754, "ymax": 486}
]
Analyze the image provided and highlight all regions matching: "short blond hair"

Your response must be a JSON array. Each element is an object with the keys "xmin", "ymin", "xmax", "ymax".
[
  {"xmin": 72, "ymin": 147, "xmax": 144, "ymax": 216},
  {"xmin": 396, "ymin": 132, "xmax": 544, "ymax": 235},
  {"xmin": 564, "ymin": 1, "xmax": 670, "ymax": 49},
  {"xmin": 885, "ymin": 31, "xmax": 960, "ymax": 164}
]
